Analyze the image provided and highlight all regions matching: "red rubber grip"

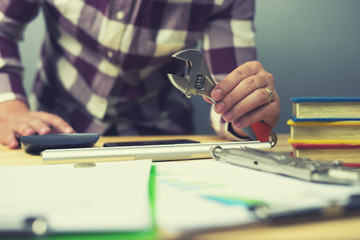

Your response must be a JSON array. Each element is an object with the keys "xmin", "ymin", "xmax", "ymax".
[{"xmin": 250, "ymin": 121, "xmax": 272, "ymax": 142}]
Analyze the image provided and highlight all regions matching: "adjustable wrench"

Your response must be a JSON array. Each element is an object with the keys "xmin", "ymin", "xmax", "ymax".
[{"xmin": 167, "ymin": 49, "xmax": 275, "ymax": 145}]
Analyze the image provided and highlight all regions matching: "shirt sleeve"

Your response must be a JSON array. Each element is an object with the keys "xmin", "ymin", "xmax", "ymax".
[
  {"xmin": 0, "ymin": 0, "xmax": 41, "ymax": 104},
  {"xmin": 200, "ymin": 0, "xmax": 256, "ymax": 140}
]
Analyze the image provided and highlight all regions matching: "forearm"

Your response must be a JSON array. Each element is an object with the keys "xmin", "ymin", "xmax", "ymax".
[{"xmin": 0, "ymin": 0, "xmax": 41, "ymax": 104}]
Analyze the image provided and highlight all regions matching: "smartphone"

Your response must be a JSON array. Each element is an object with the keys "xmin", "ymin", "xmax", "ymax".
[{"xmin": 103, "ymin": 139, "xmax": 200, "ymax": 147}]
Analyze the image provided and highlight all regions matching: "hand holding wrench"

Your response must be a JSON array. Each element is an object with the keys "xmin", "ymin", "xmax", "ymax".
[{"xmin": 167, "ymin": 49, "xmax": 276, "ymax": 145}]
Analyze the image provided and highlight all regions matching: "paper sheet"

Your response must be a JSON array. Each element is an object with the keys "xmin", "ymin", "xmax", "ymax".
[
  {"xmin": 0, "ymin": 160, "xmax": 152, "ymax": 233},
  {"xmin": 155, "ymin": 160, "xmax": 360, "ymax": 233}
]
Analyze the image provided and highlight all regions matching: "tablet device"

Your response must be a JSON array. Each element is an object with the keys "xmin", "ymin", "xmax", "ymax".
[
  {"xmin": 20, "ymin": 133, "xmax": 100, "ymax": 154},
  {"xmin": 103, "ymin": 139, "xmax": 200, "ymax": 147}
]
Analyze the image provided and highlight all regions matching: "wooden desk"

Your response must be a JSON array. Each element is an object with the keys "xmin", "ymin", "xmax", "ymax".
[{"xmin": 1, "ymin": 134, "xmax": 359, "ymax": 240}]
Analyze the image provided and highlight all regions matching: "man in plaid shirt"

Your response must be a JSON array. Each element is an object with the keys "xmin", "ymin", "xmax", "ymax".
[{"xmin": 0, "ymin": 0, "xmax": 280, "ymax": 149}]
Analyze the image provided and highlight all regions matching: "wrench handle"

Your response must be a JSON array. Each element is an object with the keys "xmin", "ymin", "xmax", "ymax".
[{"xmin": 241, "ymin": 122, "xmax": 276, "ymax": 146}]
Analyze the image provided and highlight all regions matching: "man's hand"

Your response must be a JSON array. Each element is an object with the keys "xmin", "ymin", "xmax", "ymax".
[
  {"xmin": 0, "ymin": 100, "xmax": 75, "ymax": 149},
  {"xmin": 205, "ymin": 61, "xmax": 280, "ymax": 137}
]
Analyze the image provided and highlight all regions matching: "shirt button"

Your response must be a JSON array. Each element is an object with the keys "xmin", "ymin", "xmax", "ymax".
[
  {"xmin": 107, "ymin": 51, "xmax": 114, "ymax": 58},
  {"xmin": 116, "ymin": 11, "xmax": 125, "ymax": 20}
]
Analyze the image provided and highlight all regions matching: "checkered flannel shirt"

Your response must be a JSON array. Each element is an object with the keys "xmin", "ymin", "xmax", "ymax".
[{"xmin": 0, "ymin": 0, "xmax": 256, "ymax": 138}]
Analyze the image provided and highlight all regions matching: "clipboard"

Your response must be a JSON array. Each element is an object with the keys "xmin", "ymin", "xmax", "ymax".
[{"xmin": 0, "ymin": 161, "xmax": 158, "ymax": 239}]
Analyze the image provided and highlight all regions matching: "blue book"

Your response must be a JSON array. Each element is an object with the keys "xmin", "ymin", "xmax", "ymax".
[{"xmin": 290, "ymin": 97, "xmax": 360, "ymax": 121}]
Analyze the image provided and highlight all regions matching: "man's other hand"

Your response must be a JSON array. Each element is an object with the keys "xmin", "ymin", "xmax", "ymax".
[{"xmin": 0, "ymin": 100, "xmax": 75, "ymax": 149}]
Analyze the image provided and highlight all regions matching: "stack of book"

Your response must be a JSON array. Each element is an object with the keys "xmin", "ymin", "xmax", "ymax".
[{"xmin": 288, "ymin": 97, "xmax": 360, "ymax": 167}]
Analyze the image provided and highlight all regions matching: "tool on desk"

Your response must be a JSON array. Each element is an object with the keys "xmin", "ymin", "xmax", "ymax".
[
  {"xmin": 20, "ymin": 133, "xmax": 100, "ymax": 154},
  {"xmin": 42, "ymin": 141, "xmax": 271, "ymax": 162},
  {"xmin": 167, "ymin": 49, "xmax": 275, "ymax": 144},
  {"xmin": 211, "ymin": 146, "xmax": 360, "ymax": 185},
  {"xmin": 103, "ymin": 139, "xmax": 200, "ymax": 147}
]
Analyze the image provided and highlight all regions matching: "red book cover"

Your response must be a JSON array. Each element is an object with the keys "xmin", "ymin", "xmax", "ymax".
[
  {"xmin": 292, "ymin": 143, "xmax": 360, "ymax": 150},
  {"xmin": 292, "ymin": 143, "xmax": 360, "ymax": 168}
]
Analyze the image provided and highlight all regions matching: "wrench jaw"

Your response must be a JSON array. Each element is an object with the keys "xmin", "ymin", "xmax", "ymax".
[
  {"xmin": 171, "ymin": 49, "xmax": 199, "ymax": 64},
  {"xmin": 167, "ymin": 73, "xmax": 192, "ymax": 98},
  {"xmin": 167, "ymin": 72, "xmax": 216, "ymax": 103},
  {"xmin": 170, "ymin": 49, "xmax": 217, "ymax": 103}
]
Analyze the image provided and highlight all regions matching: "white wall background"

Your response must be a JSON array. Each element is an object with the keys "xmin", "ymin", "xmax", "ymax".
[{"xmin": 20, "ymin": 0, "xmax": 360, "ymax": 134}]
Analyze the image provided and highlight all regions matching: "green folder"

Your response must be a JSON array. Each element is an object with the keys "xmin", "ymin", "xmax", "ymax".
[{"xmin": 41, "ymin": 165, "xmax": 158, "ymax": 240}]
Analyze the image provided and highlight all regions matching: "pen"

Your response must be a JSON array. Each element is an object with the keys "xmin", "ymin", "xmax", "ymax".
[
  {"xmin": 254, "ymin": 194, "xmax": 360, "ymax": 224},
  {"xmin": 0, "ymin": 217, "xmax": 48, "ymax": 238},
  {"xmin": 42, "ymin": 141, "xmax": 271, "ymax": 162}
]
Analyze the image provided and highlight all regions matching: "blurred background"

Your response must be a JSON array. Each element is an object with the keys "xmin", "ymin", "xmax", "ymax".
[{"xmin": 20, "ymin": 0, "xmax": 360, "ymax": 135}]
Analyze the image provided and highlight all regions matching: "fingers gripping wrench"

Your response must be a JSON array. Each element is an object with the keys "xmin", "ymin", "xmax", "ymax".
[{"xmin": 167, "ymin": 49, "xmax": 275, "ymax": 145}]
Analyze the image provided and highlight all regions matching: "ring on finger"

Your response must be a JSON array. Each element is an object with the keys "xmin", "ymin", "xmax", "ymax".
[{"xmin": 265, "ymin": 87, "xmax": 272, "ymax": 103}]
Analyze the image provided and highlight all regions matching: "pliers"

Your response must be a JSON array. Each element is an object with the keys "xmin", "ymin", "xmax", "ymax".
[{"xmin": 167, "ymin": 49, "xmax": 276, "ymax": 146}]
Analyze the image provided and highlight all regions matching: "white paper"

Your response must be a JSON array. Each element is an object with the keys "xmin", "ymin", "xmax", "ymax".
[
  {"xmin": 155, "ymin": 160, "xmax": 360, "ymax": 233},
  {"xmin": 0, "ymin": 160, "xmax": 152, "ymax": 233}
]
